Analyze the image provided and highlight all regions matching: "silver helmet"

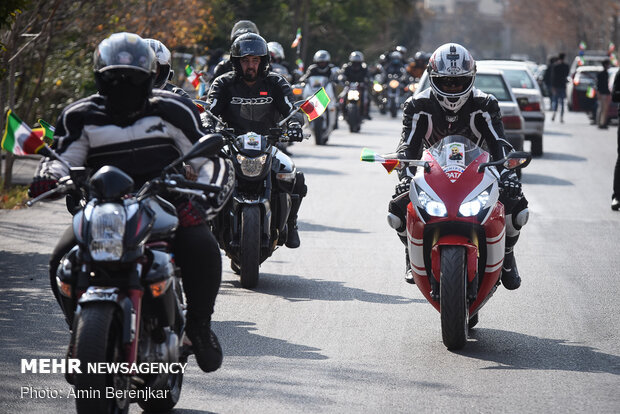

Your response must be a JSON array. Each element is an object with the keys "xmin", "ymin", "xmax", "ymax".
[{"xmin": 427, "ymin": 43, "xmax": 476, "ymax": 113}]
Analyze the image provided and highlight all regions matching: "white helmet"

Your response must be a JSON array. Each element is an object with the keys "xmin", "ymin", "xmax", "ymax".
[
  {"xmin": 145, "ymin": 38, "xmax": 173, "ymax": 88},
  {"xmin": 427, "ymin": 43, "xmax": 476, "ymax": 113},
  {"xmin": 313, "ymin": 50, "xmax": 331, "ymax": 63},
  {"xmin": 267, "ymin": 41, "xmax": 285, "ymax": 61}
]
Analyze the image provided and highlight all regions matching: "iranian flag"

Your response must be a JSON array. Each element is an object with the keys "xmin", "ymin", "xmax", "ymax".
[
  {"xmin": 360, "ymin": 147, "xmax": 400, "ymax": 173},
  {"xmin": 300, "ymin": 87, "xmax": 330, "ymax": 121},
  {"xmin": 2, "ymin": 110, "xmax": 47, "ymax": 155},
  {"xmin": 291, "ymin": 28, "xmax": 302, "ymax": 48},
  {"xmin": 185, "ymin": 65, "xmax": 201, "ymax": 89}
]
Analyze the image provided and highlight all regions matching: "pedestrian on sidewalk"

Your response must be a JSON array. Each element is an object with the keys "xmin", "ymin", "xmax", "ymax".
[
  {"xmin": 610, "ymin": 69, "xmax": 620, "ymax": 210},
  {"xmin": 596, "ymin": 59, "xmax": 611, "ymax": 129}
]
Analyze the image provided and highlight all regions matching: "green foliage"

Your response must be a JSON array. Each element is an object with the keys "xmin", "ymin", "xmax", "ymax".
[{"xmin": 0, "ymin": 0, "xmax": 28, "ymax": 30}]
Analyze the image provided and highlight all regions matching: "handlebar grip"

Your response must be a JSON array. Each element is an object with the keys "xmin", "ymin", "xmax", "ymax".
[{"xmin": 166, "ymin": 175, "xmax": 221, "ymax": 193}]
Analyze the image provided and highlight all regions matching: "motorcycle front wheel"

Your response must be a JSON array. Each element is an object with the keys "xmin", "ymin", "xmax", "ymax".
[
  {"xmin": 73, "ymin": 302, "xmax": 130, "ymax": 414},
  {"xmin": 439, "ymin": 246, "xmax": 469, "ymax": 350},
  {"xmin": 240, "ymin": 205, "xmax": 261, "ymax": 288},
  {"xmin": 313, "ymin": 120, "xmax": 325, "ymax": 145},
  {"xmin": 347, "ymin": 103, "xmax": 360, "ymax": 133}
]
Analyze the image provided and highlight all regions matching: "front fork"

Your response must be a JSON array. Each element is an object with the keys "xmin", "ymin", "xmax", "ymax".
[{"xmin": 430, "ymin": 237, "xmax": 479, "ymax": 302}]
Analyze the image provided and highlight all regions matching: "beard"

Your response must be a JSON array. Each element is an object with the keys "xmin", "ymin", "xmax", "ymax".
[{"xmin": 243, "ymin": 68, "xmax": 258, "ymax": 82}]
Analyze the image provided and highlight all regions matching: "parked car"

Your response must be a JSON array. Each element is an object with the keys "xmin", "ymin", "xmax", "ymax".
[
  {"xmin": 568, "ymin": 52, "xmax": 610, "ymax": 80},
  {"xmin": 417, "ymin": 68, "xmax": 525, "ymax": 153},
  {"xmin": 566, "ymin": 65, "xmax": 601, "ymax": 113},
  {"xmin": 476, "ymin": 60, "xmax": 545, "ymax": 156},
  {"xmin": 607, "ymin": 66, "xmax": 619, "ymax": 124}
]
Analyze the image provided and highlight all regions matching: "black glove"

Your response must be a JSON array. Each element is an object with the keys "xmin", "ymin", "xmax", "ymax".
[
  {"xmin": 500, "ymin": 171, "xmax": 522, "ymax": 199},
  {"xmin": 394, "ymin": 178, "xmax": 412, "ymax": 197},
  {"xmin": 287, "ymin": 122, "xmax": 304, "ymax": 142},
  {"xmin": 28, "ymin": 176, "xmax": 58, "ymax": 198}
]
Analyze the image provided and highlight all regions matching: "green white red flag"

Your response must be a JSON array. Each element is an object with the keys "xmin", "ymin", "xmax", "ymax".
[
  {"xmin": 360, "ymin": 148, "xmax": 400, "ymax": 173},
  {"xmin": 2, "ymin": 110, "xmax": 47, "ymax": 155},
  {"xmin": 185, "ymin": 65, "xmax": 201, "ymax": 89},
  {"xmin": 300, "ymin": 87, "xmax": 330, "ymax": 121},
  {"xmin": 291, "ymin": 28, "xmax": 302, "ymax": 48}
]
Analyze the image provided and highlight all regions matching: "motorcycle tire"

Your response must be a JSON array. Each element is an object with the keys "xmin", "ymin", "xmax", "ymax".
[
  {"xmin": 73, "ymin": 302, "xmax": 130, "ymax": 414},
  {"xmin": 468, "ymin": 313, "xmax": 479, "ymax": 330},
  {"xmin": 347, "ymin": 103, "xmax": 361, "ymax": 133},
  {"xmin": 314, "ymin": 120, "xmax": 326, "ymax": 145},
  {"xmin": 240, "ymin": 205, "xmax": 261, "ymax": 289},
  {"xmin": 439, "ymin": 246, "xmax": 469, "ymax": 350},
  {"xmin": 390, "ymin": 99, "xmax": 398, "ymax": 118}
]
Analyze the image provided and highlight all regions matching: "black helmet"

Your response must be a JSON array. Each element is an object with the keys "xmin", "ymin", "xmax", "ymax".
[
  {"xmin": 230, "ymin": 20, "xmax": 260, "ymax": 42},
  {"xmin": 349, "ymin": 51, "xmax": 364, "ymax": 63},
  {"xmin": 93, "ymin": 33, "xmax": 156, "ymax": 115},
  {"xmin": 230, "ymin": 33, "xmax": 270, "ymax": 78}
]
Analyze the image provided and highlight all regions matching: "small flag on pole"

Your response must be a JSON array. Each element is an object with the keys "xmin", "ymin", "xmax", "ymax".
[
  {"xmin": 586, "ymin": 86, "xmax": 596, "ymax": 99},
  {"xmin": 291, "ymin": 28, "xmax": 302, "ymax": 48},
  {"xmin": 579, "ymin": 41, "xmax": 587, "ymax": 50},
  {"xmin": 2, "ymin": 110, "xmax": 47, "ymax": 155},
  {"xmin": 360, "ymin": 148, "xmax": 400, "ymax": 173},
  {"xmin": 300, "ymin": 87, "xmax": 330, "ymax": 121},
  {"xmin": 185, "ymin": 65, "xmax": 201, "ymax": 89},
  {"xmin": 609, "ymin": 42, "xmax": 616, "ymax": 54}
]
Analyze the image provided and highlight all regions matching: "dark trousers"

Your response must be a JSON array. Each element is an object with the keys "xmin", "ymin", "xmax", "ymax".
[
  {"xmin": 49, "ymin": 223, "xmax": 221, "ymax": 323},
  {"xmin": 614, "ymin": 122, "xmax": 620, "ymax": 199}
]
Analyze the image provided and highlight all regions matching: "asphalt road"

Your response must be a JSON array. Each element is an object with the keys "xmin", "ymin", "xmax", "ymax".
[{"xmin": 0, "ymin": 108, "xmax": 619, "ymax": 413}]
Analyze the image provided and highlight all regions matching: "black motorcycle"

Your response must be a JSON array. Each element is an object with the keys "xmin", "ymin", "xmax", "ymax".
[
  {"xmin": 341, "ymin": 82, "xmax": 364, "ymax": 133},
  {"xmin": 28, "ymin": 136, "xmax": 225, "ymax": 414},
  {"xmin": 212, "ymin": 127, "xmax": 300, "ymax": 288}
]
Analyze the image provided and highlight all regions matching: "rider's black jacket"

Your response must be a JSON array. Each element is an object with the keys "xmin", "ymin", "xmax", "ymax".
[
  {"xmin": 205, "ymin": 71, "xmax": 303, "ymax": 134},
  {"xmin": 213, "ymin": 59, "xmax": 234, "ymax": 79},
  {"xmin": 339, "ymin": 62, "xmax": 370, "ymax": 83},
  {"xmin": 397, "ymin": 87, "xmax": 513, "ymax": 181},
  {"xmin": 163, "ymin": 81, "xmax": 191, "ymax": 98},
  {"xmin": 299, "ymin": 63, "xmax": 337, "ymax": 83}
]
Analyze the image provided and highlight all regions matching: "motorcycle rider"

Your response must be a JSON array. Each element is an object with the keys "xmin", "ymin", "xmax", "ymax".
[
  {"xmin": 28, "ymin": 32, "xmax": 234, "ymax": 373},
  {"xmin": 338, "ymin": 51, "xmax": 372, "ymax": 120},
  {"xmin": 204, "ymin": 33, "xmax": 307, "ymax": 250},
  {"xmin": 299, "ymin": 50, "xmax": 339, "ymax": 82},
  {"xmin": 212, "ymin": 20, "xmax": 260, "ymax": 79},
  {"xmin": 268, "ymin": 41, "xmax": 293, "ymax": 82},
  {"xmin": 387, "ymin": 43, "xmax": 528, "ymax": 290},
  {"xmin": 145, "ymin": 38, "xmax": 191, "ymax": 98}
]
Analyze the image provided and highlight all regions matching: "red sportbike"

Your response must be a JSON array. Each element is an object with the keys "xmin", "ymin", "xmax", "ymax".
[{"xmin": 362, "ymin": 135, "xmax": 530, "ymax": 350}]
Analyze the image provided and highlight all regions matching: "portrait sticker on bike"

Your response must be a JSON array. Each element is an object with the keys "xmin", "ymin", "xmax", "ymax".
[
  {"xmin": 446, "ymin": 143, "xmax": 465, "ymax": 165},
  {"xmin": 241, "ymin": 132, "xmax": 261, "ymax": 150}
]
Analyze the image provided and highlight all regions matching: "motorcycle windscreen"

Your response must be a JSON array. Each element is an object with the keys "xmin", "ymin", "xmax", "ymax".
[{"xmin": 424, "ymin": 135, "xmax": 489, "ymax": 182}]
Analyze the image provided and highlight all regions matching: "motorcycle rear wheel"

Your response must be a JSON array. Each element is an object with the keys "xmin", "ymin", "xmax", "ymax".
[
  {"xmin": 73, "ymin": 302, "xmax": 129, "ymax": 414},
  {"xmin": 240, "ymin": 205, "xmax": 261, "ymax": 289},
  {"xmin": 347, "ymin": 103, "xmax": 361, "ymax": 133},
  {"xmin": 440, "ymin": 246, "xmax": 469, "ymax": 350},
  {"xmin": 314, "ymin": 121, "xmax": 325, "ymax": 145}
]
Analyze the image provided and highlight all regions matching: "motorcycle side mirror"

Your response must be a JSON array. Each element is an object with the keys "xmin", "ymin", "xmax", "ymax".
[
  {"xmin": 164, "ymin": 133, "xmax": 224, "ymax": 173},
  {"xmin": 478, "ymin": 151, "xmax": 532, "ymax": 172}
]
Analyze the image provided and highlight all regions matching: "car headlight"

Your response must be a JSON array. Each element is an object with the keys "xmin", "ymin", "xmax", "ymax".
[
  {"xmin": 89, "ymin": 203, "xmax": 126, "ymax": 261},
  {"xmin": 237, "ymin": 154, "xmax": 268, "ymax": 177},
  {"xmin": 459, "ymin": 189, "xmax": 490, "ymax": 217},
  {"xmin": 418, "ymin": 190, "xmax": 447, "ymax": 217},
  {"xmin": 347, "ymin": 90, "xmax": 360, "ymax": 101},
  {"xmin": 373, "ymin": 83, "xmax": 383, "ymax": 93}
]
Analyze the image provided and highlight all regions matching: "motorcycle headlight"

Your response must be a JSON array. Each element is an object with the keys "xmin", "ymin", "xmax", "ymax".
[
  {"xmin": 373, "ymin": 83, "xmax": 383, "ymax": 93},
  {"xmin": 89, "ymin": 203, "xmax": 126, "ymax": 261},
  {"xmin": 237, "ymin": 154, "xmax": 268, "ymax": 177},
  {"xmin": 418, "ymin": 190, "xmax": 447, "ymax": 217},
  {"xmin": 459, "ymin": 189, "xmax": 490, "ymax": 217},
  {"xmin": 389, "ymin": 79, "xmax": 400, "ymax": 89},
  {"xmin": 347, "ymin": 90, "xmax": 360, "ymax": 101}
]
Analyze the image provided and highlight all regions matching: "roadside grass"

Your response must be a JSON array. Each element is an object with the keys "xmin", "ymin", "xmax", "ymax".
[{"xmin": 0, "ymin": 180, "xmax": 29, "ymax": 209}]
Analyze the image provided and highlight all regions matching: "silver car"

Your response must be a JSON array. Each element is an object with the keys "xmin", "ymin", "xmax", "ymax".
[
  {"xmin": 476, "ymin": 60, "xmax": 546, "ymax": 156},
  {"xmin": 416, "ymin": 68, "xmax": 526, "ymax": 152}
]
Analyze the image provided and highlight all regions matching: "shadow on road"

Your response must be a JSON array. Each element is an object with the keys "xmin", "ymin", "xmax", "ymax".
[
  {"xmin": 298, "ymin": 221, "xmax": 369, "ymax": 234},
  {"xmin": 298, "ymin": 166, "xmax": 344, "ymax": 176},
  {"xmin": 537, "ymin": 152, "xmax": 587, "ymax": 162},
  {"xmin": 521, "ymin": 173, "xmax": 573, "ymax": 186},
  {"xmin": 224, "ymin": 273, "xmax": 422, "ymax": 305},
  {"xmin": 213, "ymin": 320, "xmax": 327, "ymax": 360},
  {"xmin": 543, "ymin": 130, "xmax": 571, "ymax": 137},
  {"xmin": 461, "ymin": 328, "xmax": 620, "ymax": 375}
]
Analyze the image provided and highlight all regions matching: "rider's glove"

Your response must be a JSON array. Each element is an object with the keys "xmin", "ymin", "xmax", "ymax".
[
  {"xmin": 28, "ymin": 176, "xmax": 58, "ymax": 198},
  {"xmin": 175, "ymin": 199, "xmax": 207, "ymax": 227},
  {"xmin": 287, "ymin": 122, "xmax": 304, "ymax": 142},
  {"xmin": 500, "ymin": 171, "xmax": 522, "ymax": 199},
  {"xmin": 394, "ymin": 178, "xmax": 412, "ymax": 197}
]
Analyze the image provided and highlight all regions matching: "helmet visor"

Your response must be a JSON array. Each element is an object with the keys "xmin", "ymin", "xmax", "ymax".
[
  {"xmin": 232, "ymin": 38, "xmax": 268, "ymax": 57},
  {"xmin": 99, "ymin": 68, "xmax": 152, "ymax": 86},
  {"xmin": 431, "ymin": 75, "xmax": 474, "ymax": 95}
]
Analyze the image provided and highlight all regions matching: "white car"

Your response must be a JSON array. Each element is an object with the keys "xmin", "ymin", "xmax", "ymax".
[
  {"xmin": 416, "ymin": 68, "xmax": 526, "ymax": 153},
  {"xmin": 476, "ymin": 60, "xmax": 546, "ymax": 156}
]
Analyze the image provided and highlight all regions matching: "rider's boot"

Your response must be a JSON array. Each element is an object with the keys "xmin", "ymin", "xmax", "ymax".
[
  {"xmin": 501, "ymin": 230, "xmax": 521, "ymax": 290},
  {"xmin": 286, "ymin": 195, "xmax": 302, "ymax": 248},
  {"xmin": 185, "ymin": 315, "xmax": 223, "ymax": 373}
]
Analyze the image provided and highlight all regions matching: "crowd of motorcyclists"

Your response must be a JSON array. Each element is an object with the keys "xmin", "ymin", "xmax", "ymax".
[{"xmin": 24, "ymin": 19, "xmax": 529, "ymax": 407}]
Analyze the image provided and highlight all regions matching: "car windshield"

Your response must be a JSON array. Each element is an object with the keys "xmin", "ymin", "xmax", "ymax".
[
  {"xmin": 474, "ymin": 74, "xmax": 512, "ymax": 101},
  {"xmin": 498, "ymin": 69, "xmax": 535, "ymax": 89},
  {"xmin": 426, "ymin": 135, "xmax": 488, "ymax": 170}
]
